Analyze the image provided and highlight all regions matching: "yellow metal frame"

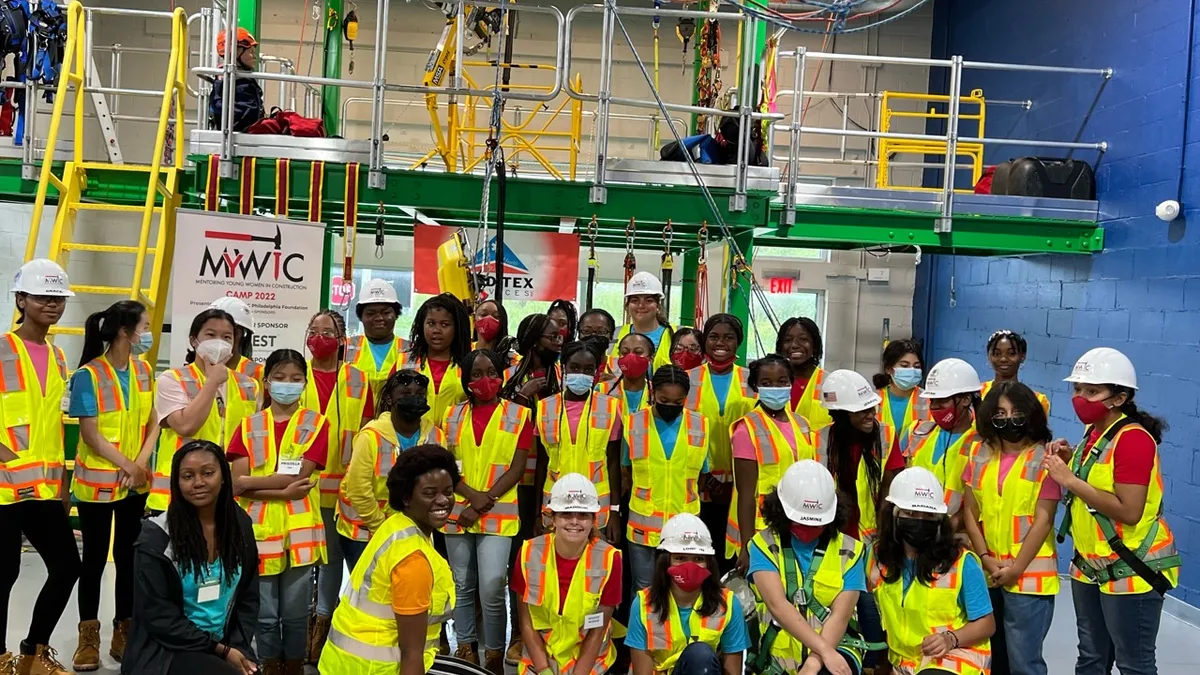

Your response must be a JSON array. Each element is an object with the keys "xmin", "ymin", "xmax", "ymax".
[
  {"xmin": 21, "ymin": 1, "xmax": 187, "ymax": 366},
  {"xmin": 877, "ymin": 88, "xmax": 986, "ymax": 193}
]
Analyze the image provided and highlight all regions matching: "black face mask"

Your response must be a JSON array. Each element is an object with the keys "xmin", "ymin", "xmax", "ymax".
[
  {"xmin": 538, "ymin": 348, "xmax": 561, "ymax": 366},
  {"xmin": 394, "ymin": 395, "xmax": 430, "ymax": 422},
  {"xmin": 993, "ymin": 425, "xmax": 1026, "ymax": 444},
  {"xmin": 655, "ymin": 403, "xmax": 684, "ymax": 422},
  {"xmin": 895, "ymin": 516, "xmax": 941, "ymax": 548}
]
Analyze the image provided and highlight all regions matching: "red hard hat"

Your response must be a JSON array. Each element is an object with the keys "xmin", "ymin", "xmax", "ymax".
[{"xmin": 217, "ymin": 27, "xmax": 257, "ymax": 55}]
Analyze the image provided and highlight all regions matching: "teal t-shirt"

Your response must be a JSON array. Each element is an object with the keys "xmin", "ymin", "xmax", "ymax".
[
  {"xmin": 888, "ymin": 390, "xmax": 911, "ymax": 428},
  {"xmin": 68, "ymin": 365, "xmax": 131, "ymax": 418},
  {"xmin": 179, "ymin": 561, "xmax": 242, "ymax": 637},
  {"xmin": 625, "ymin": 593, "xmax": 750, "ymax": 654},
  {"xmin": 709, "ymin": 370, "xmax": 733, "ymax": 415},
  {"xmin": 398, "ymin": 430, "xmax": 422, "ymax": 451},
  {"xmin": 368, "ymin": 339, "xmax": 393, "ymax": 370},
  {"xmin": 624, "ymin": 388, "xmax": 645, "ymax": 413},
  {"xmin": 747, "ymin": 534, "xmax": 867, "ymax": 593},
  {"xmin": 645, "ymin": 325, "xmax": 667, "ymax": 350},
  {"xmin": 932, "ymin": 430, "xmax": 965, "ymax": 464},
  {"xmin": 622, "ymin": 415, "xmax": 709, "ymax": 472}
]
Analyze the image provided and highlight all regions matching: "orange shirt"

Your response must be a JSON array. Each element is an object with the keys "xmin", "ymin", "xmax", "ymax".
[{"xmin": 390, "ymin": 551, "xmax": 434, "ymax": 616}]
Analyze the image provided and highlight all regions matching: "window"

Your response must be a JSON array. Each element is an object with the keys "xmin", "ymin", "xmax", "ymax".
[
  {"xmin": 746, "ymin": 290, "xmax": 823, "ymax": 361},
  {"xmin": 329, "ymin": 266, "xmax": 413, "ymax": 337}
]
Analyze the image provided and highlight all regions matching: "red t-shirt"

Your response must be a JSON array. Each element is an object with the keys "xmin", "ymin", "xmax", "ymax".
[
  {"xmin": 510, "ymin": 549, "xmax": 623, "ymax": 613},
  {"xmin": 428, "ymin": 358, "xmax": 451, "ymax": 393},
  {"xmin": 1086, "ymin": 426, "xmax": 1156, "ymax": 486},
  {"xmin": 227, "ymin": 417, "xmax": 330, "ymax": 469},
  {"xmin": 836, "ymin": 443, "xmax": 904, "ymax": 538},
  {"xmin": 311, "ymin": 369, "xmax": 375, "ymax": 419},
  {"xmin": 471, "ymin": 401, "xmax": 535, "ymax": 450},
  {"xmin": 790, "ymin": 376, "xmax": 811, "ymax": 409}
]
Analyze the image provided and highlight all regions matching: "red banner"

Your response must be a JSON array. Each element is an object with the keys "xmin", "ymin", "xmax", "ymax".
[{"xmin": 413, "ymin": 225, "xmax": 580, "ymax": 301}]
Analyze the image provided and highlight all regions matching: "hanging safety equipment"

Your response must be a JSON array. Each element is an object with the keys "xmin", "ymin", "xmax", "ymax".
[
  {"xmin": 676, "ymin": 15, "xmax": 696, "ymax": 74},
  {"xmin": 623, "ymin": 217, "xmax": 637, "ymax": 322},
  {"xmin": 585, "ymin": 215, "xmax": 599, "ymax": 311},
  {"xmin": 695, "ymin": 17, "xmax": 721, "ymax": 133},
  {"xmin": 374, "ymin": 203, "xmax": 385, "ymax": 259},
  {"xmin": 694, "ymin": 223, "xmax": 709, "ymax": 328},
  {"xmin": 660, "ymin": 221, "xmax": 674, "ymax": 317},
  {"xmin": 342, "ymin": 164, "xmax": 361, "ymax": 304},
  {"xmin": 343, "ymin": 4, "xmax": 359, "ymax": 74}
]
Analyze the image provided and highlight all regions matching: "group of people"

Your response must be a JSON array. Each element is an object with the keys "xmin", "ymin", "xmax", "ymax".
[{"xmin": 0, "ymin": 259, "xmax": 1181, "ymax": 675}]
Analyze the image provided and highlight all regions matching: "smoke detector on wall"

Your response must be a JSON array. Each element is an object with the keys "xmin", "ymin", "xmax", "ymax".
[{"xmin": 1155, "ymin": 200, "xmax": 1181, "ymax": 222}]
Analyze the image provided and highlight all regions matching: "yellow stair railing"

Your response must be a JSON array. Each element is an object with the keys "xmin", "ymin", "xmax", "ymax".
[
  {"xmin": 877, "ymin": 88, "xmax": 987, "ymax": 193},
  {"xmin": 20, "ymin": 1, "xmax": 187, "ymax": 366}
]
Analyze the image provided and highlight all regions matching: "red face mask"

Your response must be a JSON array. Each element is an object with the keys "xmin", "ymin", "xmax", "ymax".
[
  {"xmin": 666, "ymin": 562, "xmax": 711, "ymax": 592},
  {"xmin": 306, "ymin": 334, "xmax": 339, "ymax": 359},
  {"xmin": 1072, "ymin": 395, "xmax": 1111, "ymax": 425},
  {"xmin": 790, "ymin": 523, "xmax": 824, "ymax": 543},
  {"xmin": 617, "ymin": 353, "xmax": 651, "ymax": 379},
  {"xmin": 933, "ymin": 403, "xmax": 962, "ymax": 431},
  {"xmin": 706, "ymin": 354, "xmax": 736, "ymax": 370},
  {"xmin": 475, "ymin": 316, "xmax": 501, "ymax": 342},
  {"xmin": 469, "ymin": 376, "xmax": 502, "ymax": 401},
  {"xmin": 673, "ymin": 351, "xmax": 704, "ymax": 371}
]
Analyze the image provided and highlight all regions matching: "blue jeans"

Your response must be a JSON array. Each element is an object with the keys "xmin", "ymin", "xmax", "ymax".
[
  {"xmin": 989, "ymin": 587, "xmax": 1055, "ymax": 675},
  {"xmin": 316, "ymin": 507, "xmax": 344, "ymax": 616},
  {"xmin": 257, "ymin": 564, "xmax": 314, "ymax": 660},
  {"xmin": 445, "ymin": 532, "xmax": 513, "ymax": 650},
  {"xmin": 628, "ymin": 543, "xmax": 658, "ymax": 592},
  {"xmin": 340, "ymin": 534, "xmax": 368, "ymax": 574},
  {"xmin": 1072, "ymin": 579, "xmax": 1163, "ymax": 675},
  {"xmin": 673, "ymin": 642, "xmax": 721, "ymax": 675}
]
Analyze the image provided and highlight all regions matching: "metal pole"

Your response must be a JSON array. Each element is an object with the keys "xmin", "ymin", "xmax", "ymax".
[
  {"xmin": 590, "ymin": 0, "xmax": 616, "ymax": 204},
  {"xmin": 1066, "ymin": 69, "xmax": 1112, "ymax": 159},
  {"xmin": 367, "ymin": 0, "xmax": 390, "ymax": 188},
  {"xmin": 936, "ymin": 55, "xmax": 963, "ymax": 234},
  {"xmin": 731, "ymin": 13, "xmax": 755, "ymax": 212},
  {"xmin": 782, "ymin": 48, "xmax": 806, "ymax": 227},
  {"xmin": 219, "ymin": 0, "xmax": 238, "ymax": 178},
  {"xmin": 453, "ymin": 0, "xmax": 465, "ymax": 92}
]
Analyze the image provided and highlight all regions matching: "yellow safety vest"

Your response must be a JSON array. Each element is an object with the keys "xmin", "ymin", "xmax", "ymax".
[
  {"xmin": 876, "ymin": 388, "xmax": 930, "ymax": 442},
  {"xmin": 503, "ymin": 362, "xmax": 562, "ymax": 486},
  {"xmin": 235, "ymin": 408, "xmax": 328, "ymax": 576},
  {"xmin": 602, "ymin": 379, "xmax": 652, "ymax": 418},
  {"xmin": 71, "ymin": 356, "xmax": 155, "ymax": 503},
  {"xmin": 873, "ymin": 550, "xmax": 991, "ymax": 675},
  {"xmin": 791, "ymin": 367, "xmax": 832, "ymax": 431},
  {"xmin": 518, "ymin": 534, "xmax": 619, "ymax": 675},
  {"xmin": 442, "ymin": 400, "xmax": 528, "ymax": 536},
  {"xmin": 319, "ymin": 512, "xmax": 455, "ymax": 674},
  {"xmin": 397, "ymin": 353, "xmax": 466, "ymax": 430},
  {"xmin": 634, "ymin": 586, "xmax": 733, "ymax": 674},
  {"xmin": 749, "ymin": 528, "xmax": 865, "ymax": 669},
  {"xmin": 299, "ymin": 362, "xmax": 370, "ymax": 509},
  {"xmin": 233, "ymin": 355, "xmax": 264, "ymax": 386},
  {"xmin": 152, "ymin": 364, "xmax": 260, "ymax": 512},
  {"xmin": 0, "ymin": 333, "xmax": 67, "ymax": 504},
  {"xmin": 537, "ymin": 393, "xmax": 619, "ymax": 528},
  {"xmin": 980, "ymin": 380, "xmax": 1050, "ymax": 416},
  {"xmin": 812, "ymin": 424, "xmax": 896, "ymax": 544},
  {"xmin": 345, "ymin": 335, "xmax": 407, "ymax": 398},
  {"xmin": 625, "ymin": 408, "xmax": 708, "ymax": 547},
  {"xmin": 337, "ymin": 415, "xmax": 447, "ymax": 542},
  {"xmin": 686, "ymin": 364, "xmax": 756, "ymax": 480},
  {"xmin": 725, "ymin": 408, "xmax": 814, "ymax": 557},
  {"xmin": 1067, "ymin": 417, "xmax": 1179, "ymax": 595},
  {"xmin": 901, "ymin": 421, "xmax": 981, "ymax": 516},
  {"xmin": 964, "ymin": 443, "xmax": 1059, "ymax": 595},
  {"xmin": 608, "ymin": 323, "xmax": 674, "ymax": 372}
]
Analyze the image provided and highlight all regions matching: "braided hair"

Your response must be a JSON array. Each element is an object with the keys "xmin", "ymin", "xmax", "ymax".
[
  {"xmin": 460, "ymin": 349, "xmax": 508, "ymax": 403},
  {"xmin": 747, "ymin": 354, "xmax": 793, "ymax": 392},
  {"xmin": 560, "ymin": 339, "xmax": 604, "ymax": 380},
  {"xmin": 308, "ymin": 309, "xmax": 348, "ymax": 361},
  {"xmin": 987, "ymin": 329, "xmax": 1028, "ymax": 355},
  {"xmin": 548, "ymin": 299, "xmax": 578, "ymax": 339},
  {"xmin": 375, "ymin": 368, "xmax": 431, "ymax": 418},
  {"xmin": 407, "ymin": 293, "xmax": 472, "ymax": 363},
  {"xmin": 499, "ymin": 313, "xmax": 561, "ymax": 401},
  {"xmin": 166, "ymin": 440, "xmax": 245, "ymax": 583},
  {"xmin": 650, "ymin": 364, "xmax": 691, "ymax": 396}
]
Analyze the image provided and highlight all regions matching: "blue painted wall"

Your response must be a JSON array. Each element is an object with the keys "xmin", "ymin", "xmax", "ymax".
[{"xmin": 917, "ymin": 0, "xmax": 1200, "ymax": 604}]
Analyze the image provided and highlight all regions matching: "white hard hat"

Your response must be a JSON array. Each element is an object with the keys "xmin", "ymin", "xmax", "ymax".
[
  {"xmin": 778, "ymin": 460, "xmax": 837, "ymax": 525},
  {"xmin": 920, "ymin": 358, "xmax": 982, "ymax": 399},
  {"xmin": 12, "ymin": 259, "xmax": 73, "ymax": 296},
  {"xmin": 209, "ymin": 296, "xmax": 255, "ymax": 331},
  {"xmin": 1064, "ymin": 347, "xmax": 1138, "ymax": 390},
  {"xmin": 820, "ymin": 369, "xmax": 882, "ymax": 412},
  {"xmin": 546, "ymin": 473, "xmax": 600, "ymax": 513},
  {"xmin": 358, "ymin": 278, "xmax": 400, "ymax": 306},
  {"xmin": 885, "ymin": 467, "xmax": 947, "ymax": 514},
  {"xmin": 624, "ymin": 271, "xmax": 664, "ymax": 298},
  {"xmin": 658, "ymin": 513, "xmax": 714, "ymax": 555}
]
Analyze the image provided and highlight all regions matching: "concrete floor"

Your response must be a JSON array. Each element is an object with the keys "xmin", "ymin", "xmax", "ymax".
[{"xmin": 4, "ymin": 549, "xmax": 1197, "ymax": 675}]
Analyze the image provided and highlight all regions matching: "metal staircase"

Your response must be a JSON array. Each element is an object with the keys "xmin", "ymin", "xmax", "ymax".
[{"xmin": 19, "ymin": 1, "xmax": 188, "ymax": 365}]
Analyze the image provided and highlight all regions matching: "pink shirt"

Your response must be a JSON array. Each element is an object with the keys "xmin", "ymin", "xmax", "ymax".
[
  {"xmin": 731, "ymin": 415, "xmax": 798, "ymax": 461},
  {"xmin": 155, "ymin": 371, "xmax": 228, "ymax": 423},
  {"xmin": 22, "ymin": 339, "xmax": 49, "ymax": 394},
  {"xmin": 997, "ymin": 452, "xmax": 1062, "ymax": 501},
  {"xmin": 562, "ymin": 399, "xmax": 621, "ymax": 443}
]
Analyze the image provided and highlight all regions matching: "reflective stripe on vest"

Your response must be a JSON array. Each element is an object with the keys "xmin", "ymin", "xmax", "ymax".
[
  {"xmin": 638, "ymin": 586, "xmax": 731, "ymax": 672},
  {"xmin": 725, "ymin": 409, "xmax": 813, "ymax": 555},
  {"xmin": 626, "ymin": 409, "xmax": 707, "ymax": 547},
  {"xmin": 444, "ymin": 401, "xmax": 527, "ymax": 536},
  {"xmin": 0, "ymin": 334, "xmax": 68, "ymax": 503},
  {"xmin": 538, "ymin": 393, "xmax": 619, "ymax": 528}
]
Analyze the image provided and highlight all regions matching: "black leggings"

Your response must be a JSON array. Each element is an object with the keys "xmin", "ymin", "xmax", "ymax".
[
  {"xmin": 167, "ymin": 652, "xmax": 240, "ymax": 674},
  {"xmin": 0, "ymin": 498, "xmax": 82, "ymax": 651},
  {"xmin": 77, "ymin": 492, "xmax": 148, "ymax": 622}
]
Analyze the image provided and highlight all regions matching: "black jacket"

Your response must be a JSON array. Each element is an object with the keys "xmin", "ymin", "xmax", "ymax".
[{"xmin": 121, "ymin": 510, "xmax": 260, "ymax": 674}]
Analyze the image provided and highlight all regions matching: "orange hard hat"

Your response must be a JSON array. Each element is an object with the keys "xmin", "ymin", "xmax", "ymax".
[{"xmin": 216, "ymin": 27, "xmax": 257, "ymax": 55}]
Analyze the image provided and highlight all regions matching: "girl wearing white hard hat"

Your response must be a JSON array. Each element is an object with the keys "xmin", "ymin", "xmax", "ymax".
[
  {"xmin": 982, "ymin": 331, "xmax": 1050, "ymax": 416},
  {"xmin": 872, "ymin": 339, "xmax": 929, "ymax": 440},
  {"xmin": 209, "ymin": 296, "xmax": 263, "ymax": 384},
  {"xmin": 728, "ymin": 354, "xmax": 816, "ymax": 566},
  {"xmin": 776, "ymin": 316, "xmax": 832, "ymax": 431},
  {"xmin": 961, "ymin": 382, "xmax": 1060, "ymax": 675},
  {"xmin": 871, "ymin": 468, "xmax": 995, "ymax": 675},
  {"xmin": 748, "ymin": 460, "xmax": 868, "ymax": 675},
  {"xmin": 0, "ymin": 259, "xmax": 81, "ymax": 673},
  {"xmin": 627, "ymin": 513, "xmax": 748, "ymax": 675},
  {"xmin": 512, "ymin": 473, "xmax": 622, "ymax": 675},
  {"xmin": 154, "ymin": 307, "xmax": 261, "ymax": 514},
  {"xmin": 1042, "ymin": 347, "xmax": 1179, "ymax": 675},
  {"xmin": 610, "ymin": 271, "xmax": 673, "ymax": 371},
  {"xmin": 899, "ymin": 358, "xmax": 984, "ymax": 517}
]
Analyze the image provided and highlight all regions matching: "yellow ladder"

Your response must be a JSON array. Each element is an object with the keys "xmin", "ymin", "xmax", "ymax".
[{"xmin": 19, "ymin": 1, "xmax": 188, "ymax": 366}]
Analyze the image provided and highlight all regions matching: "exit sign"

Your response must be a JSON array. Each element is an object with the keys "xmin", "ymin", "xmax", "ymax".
[{"xmin": 767, "ymin": 277, "xmax": 794, "ymax": 294}]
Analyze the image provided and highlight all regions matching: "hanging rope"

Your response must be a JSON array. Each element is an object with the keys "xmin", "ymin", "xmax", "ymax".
[
  {"xmin": 585, "ymin": 215, "xmax": 599, "ymax": 310},
  {"xmin": 660, "ymin": 221, "xmax": 675, "ymax": 317},
  {"xmin": 694, "ymin": 222, "xmax": 709, "ymax": 328}
]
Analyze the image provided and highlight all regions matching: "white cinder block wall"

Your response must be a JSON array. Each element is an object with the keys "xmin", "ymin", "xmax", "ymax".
[{"xmin": 7, "ymin": 0, "xmax": 932, "ymax": 370}]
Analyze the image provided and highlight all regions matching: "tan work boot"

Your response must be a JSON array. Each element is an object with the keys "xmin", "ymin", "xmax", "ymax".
[
  {"xmin": 70, "ymin": 621, "xmax": 101, "ymax": 672},
  {"xmin": 454, "ymin": 643, "xmax": 479, "ymax": 665},
  {"xmin": 505, "ymin": 639, "xmax": 522, "ymax": 665},
  {"xmin": 283, "ymin": 659, "xmax": 305, "ymax": 675},
  {"xmin": 307, "ymin": 614, "xmax": 332, "ymax": 664},
  {"xmin": 15, "ymin": 644, "xmax": 70, "ymax": 675},
  {"xmin": 109, "ymin": 619, "xmax": 130, "ymax": 662},
  {"xmin": 259, "ymin": 659, "xmax": 284, "ymax": 675},
  {"xmin": 485, "ymin": 648, "xmax": 505, "ymax": 675}
]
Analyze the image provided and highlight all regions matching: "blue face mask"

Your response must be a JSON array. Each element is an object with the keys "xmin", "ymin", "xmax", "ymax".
[
  {"xmin": 564, "ymin": 373, "xmax": 595, "ymax": 396},
  {"xmin": 757, "ymin": 386, "xmax": 792, "ymax": 411},
  {"xmin": 132, "ymin": 331, "xmax": 154, "ymax": 355},
  {"xmin": 269, "ymin": 381, "xmax": 305, "ymax": 405},
  {"xmin": 892, "ymin": 367, "xmax": 923, "ymax": 391}
]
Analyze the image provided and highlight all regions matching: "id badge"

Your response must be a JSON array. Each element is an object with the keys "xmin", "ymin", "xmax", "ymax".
[
  {"xmin": 197, "ymin": 579, "xmax": 221, "ymax": 603},
  {"xmin": 583, "ymin": 612, "xmax": 605, "ymax": 630},
  {"xmin": 278, "ymin": 459, "xmax": 303, "ymax": 476}
]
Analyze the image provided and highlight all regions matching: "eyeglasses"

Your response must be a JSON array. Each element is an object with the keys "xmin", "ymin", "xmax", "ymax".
[
  {"xmin": 306, "ymin": 329, "xmax": 338, "ymax": 339},
  {"xmin": 392, "ymin": 370, "xmax": 430, "ymax": 387},
  {"xmin": 991, "ymin": 414, "xmax": 1027, "ymax": 429}
]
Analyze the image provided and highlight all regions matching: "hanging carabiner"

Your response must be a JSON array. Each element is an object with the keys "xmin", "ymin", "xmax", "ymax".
[{"xmin": 374, "ymin": 202, "xmax": 385, "ymax": 259}]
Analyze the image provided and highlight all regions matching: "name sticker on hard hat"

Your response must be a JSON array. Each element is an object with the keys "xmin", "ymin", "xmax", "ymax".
[{"xmin": 583, "ymin": 612, "xmax": 605, "ymax": 630}]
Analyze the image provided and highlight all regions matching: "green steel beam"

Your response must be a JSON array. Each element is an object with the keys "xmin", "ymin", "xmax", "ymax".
[
  {"xmin": 729, "ymin": 229, "xmax": 754, "ymax": 364},
  {"xmin": 679, "ymin": 248, "xmax": 700, "ymax": 327},
  {"xmin": 321, "ymin": 0, "xmax": 344, "ymax": 132},
  {"xmin": 237, "ymin": 0, "xmax": 261, "ymax": 39}
]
